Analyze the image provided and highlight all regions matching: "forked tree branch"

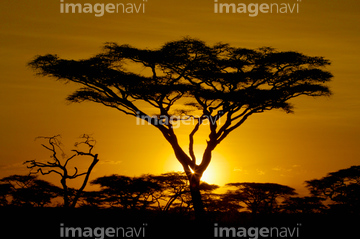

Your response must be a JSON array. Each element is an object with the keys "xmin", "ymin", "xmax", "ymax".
[
  {"xmin": 189, "ymin": 118, "xmax": 202, "ymax": 165},
  {"xmin": 24, "ymin": 134, "xmax": 100, "ymax": 208}
]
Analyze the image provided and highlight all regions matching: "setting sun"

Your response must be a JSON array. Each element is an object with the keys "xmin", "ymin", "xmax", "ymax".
[{"xmin": 164, "ymin": 146, "xmax": 230, "ymax": 186}]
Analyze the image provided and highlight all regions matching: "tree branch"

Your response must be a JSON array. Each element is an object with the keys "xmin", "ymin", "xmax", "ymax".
[{"xmin": 189, "ymin": 118, "xmax": 202, "ymax": 164}]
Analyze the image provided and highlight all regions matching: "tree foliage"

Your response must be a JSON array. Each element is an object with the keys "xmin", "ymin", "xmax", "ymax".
[
  {"xmin": 306, "ymin": 165, "xmax": 360, "ymax": 213},
  {"xmin": 89, "ymin": 174, "xmax": 161, "ymax": 210},
  {"xmin": 224, "ymin": 182, "xmax": 297, "ymax": 214},
  {"xmin": 84, "ymin": 172, "xmax": 219, "ymax": 212},
  {"xmin": 281, "ymin": 196, "xmax": 326, "ymax": 214},
  {"xmin": 0, "ymin": 175, "xmax": 60, "ymax": 207}
]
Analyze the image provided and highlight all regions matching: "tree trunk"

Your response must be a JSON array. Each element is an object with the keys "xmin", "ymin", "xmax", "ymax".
[
  {"xmin": 70, "ymin": 154, "xmax": 99, "ymax": 208},
  {"xmin": 188, "ymin": 173, "xmax": 205, "ymax": 219},
  {"xmin": 61, "ymin": 178, "xmax": 69, "ymax": 208},
  {"xmin": 166, "ymin": 137, "xmax": 207, "ymax": 218}
]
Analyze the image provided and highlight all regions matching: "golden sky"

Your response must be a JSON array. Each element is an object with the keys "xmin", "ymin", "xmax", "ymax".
[{"xmin": 1, "ymin": 0, "xmax": 359, "ymax": 195}]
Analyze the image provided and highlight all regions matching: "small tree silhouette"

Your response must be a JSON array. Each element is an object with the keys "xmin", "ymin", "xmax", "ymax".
[
  {"xmin": 0, "ymin": 175, "xmax": 60, "ymax": 207},
  {"xmin": 24, "ymin": 134, "xmax": 99, "ymax": 208},
  {"xmin": 85, "ymin": 172, "xmax": 219, "ymax": 211},
  {"xmin": 29, "ymin": 37, "xmax": 332, "ymax": 216},
  {"xmin": 0, "ymin": 183, "xmax": 12, "ymax": 206},
  {"xmin": 281, "ymin": 196, "xmax": 326, "ymax": 214},
  {"xmin": 224, "ymin": 182, "xmax": 297, "ymax": 214},
  {"xmin": 150, "ymin": 172, "xmax": 190, "ymax": 211},
  {"xmin": 149, "ymin": 172, "xmax": 219, "ymax": 212},
  {"xmin": 90, "ymin": 174, "xmax": 162, "ymax": 210},
  {"xmin": 306, "ymin": 165, "xmax": 360, "ymax": 214}
]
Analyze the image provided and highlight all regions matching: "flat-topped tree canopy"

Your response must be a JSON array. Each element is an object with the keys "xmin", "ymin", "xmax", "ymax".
[{"xmin": 29, "ymin": 37, "xmax": 332, "ymax": 215}]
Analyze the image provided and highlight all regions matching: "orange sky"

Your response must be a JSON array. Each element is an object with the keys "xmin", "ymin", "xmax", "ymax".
[{"xmin": 1, "ymin": 0, "xmax": 359, "ymax": 195}]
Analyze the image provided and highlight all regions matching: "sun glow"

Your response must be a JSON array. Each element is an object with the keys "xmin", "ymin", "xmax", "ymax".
[{"xmin": 164, "ymin": 149, "xmax": 230, "ymax": 186}]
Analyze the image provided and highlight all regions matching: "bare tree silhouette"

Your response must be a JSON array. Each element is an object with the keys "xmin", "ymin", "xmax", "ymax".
[
  {"xmin": 24, "ymin": 134, "xmax": 99, "ymax": 208},
  {"xmin": 28, "ymin": 37, "xmax": 332, "ymax": 216}
]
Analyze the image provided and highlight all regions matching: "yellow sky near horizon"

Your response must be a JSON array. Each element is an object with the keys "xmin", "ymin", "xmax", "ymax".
[{"xmin": 1, "ymin": 0, "xmax": 360, "ymax": 195}]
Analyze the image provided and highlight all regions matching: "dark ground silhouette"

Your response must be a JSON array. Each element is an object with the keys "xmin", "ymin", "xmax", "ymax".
[{"xmin": 1, "ymin": 206, "xmax": 357, "ymax": 238}]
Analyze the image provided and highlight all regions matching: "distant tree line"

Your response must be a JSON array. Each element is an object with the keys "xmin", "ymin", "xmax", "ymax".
[
  {"xmin": 1, "ymin": 166, "xmax": 359, "ymax": 215},
  {"xmin": 2, "ymin": 135, "xmax": 358, "ymax": 214}
]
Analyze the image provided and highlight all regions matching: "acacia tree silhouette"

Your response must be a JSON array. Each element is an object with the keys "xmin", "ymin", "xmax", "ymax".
[
  {"xmin": 306, "ymin": 165, "xmax": 360, "ymax": 213},
  {"xmin": 29, "ymin": 38, "xmax": 332, "ymax": 216},
  {"xmin": 151, "ymin": 172, "xmax": 192, "ymax": 212},
  {"xmin": 89, "ymin": 174, "xmax": 162, "ymax": 210},
  {"xmin": 0, "ymin": 175, "xmax": 60, "ymax": 207},
  {"xmin": 224, "ymin": 182, "xmax": 297, "ymax": 214}
]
